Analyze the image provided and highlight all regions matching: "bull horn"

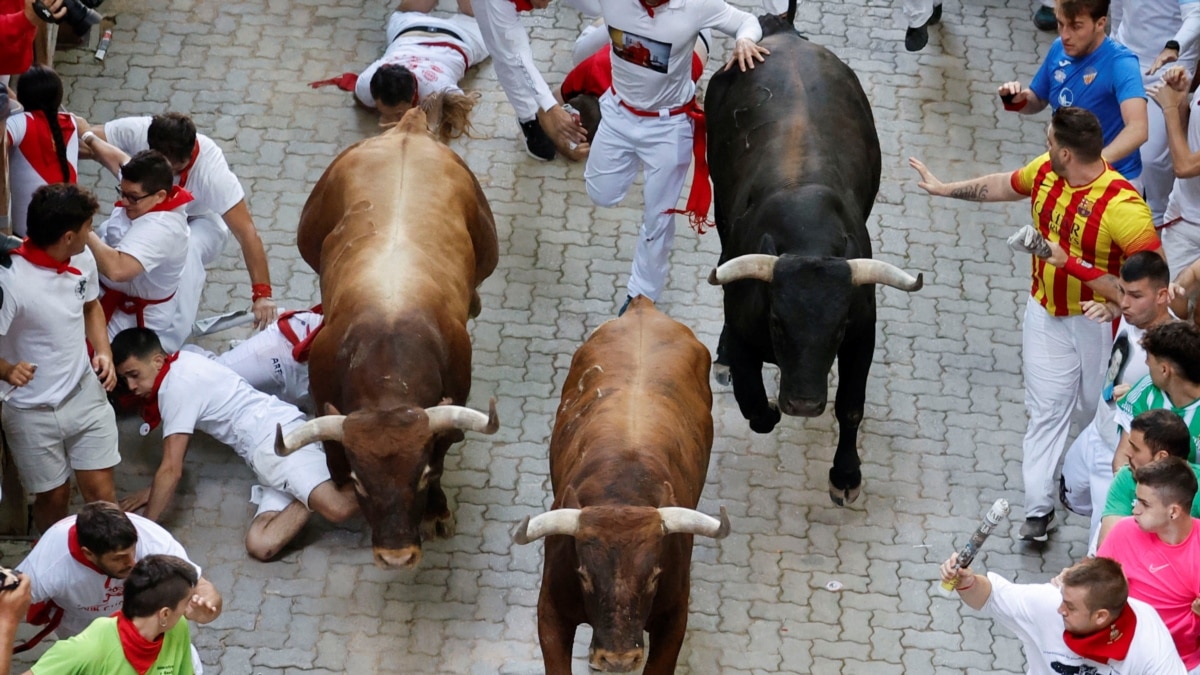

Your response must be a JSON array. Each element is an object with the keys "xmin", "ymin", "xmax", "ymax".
[
  {"xmin": 707, "ymin": 254, "xmax": 779, "ymax": 286},
  {"xmin": 512, "ymin": 509, "xmax": 582, "ymax": 544},
  {"xmin": 658, "ymin": 505, "xmax": 731, "ymax": 539},
  {"xmin": 846, "ymin": 259, "xmax": 924, "ymax": 292},
  {"xmin": 274, "ymin": 416, "xmax": 346, "ymax": 457},
  {"xmin": 425, "ymin": 398, "xmax": 500, "ymax": 435}
]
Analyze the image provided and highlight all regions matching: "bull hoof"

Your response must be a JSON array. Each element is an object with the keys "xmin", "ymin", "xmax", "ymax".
[
  {"xmin": 828, "ymin": 482, "xmax": 863, "ymax": 507},
  {"xmin": 420, "ymin": 511, "xmax": 457, "ymax": 540},
  {"xmin": 748, "ymin": 405, "xmax": 781, "ymax": 434}
]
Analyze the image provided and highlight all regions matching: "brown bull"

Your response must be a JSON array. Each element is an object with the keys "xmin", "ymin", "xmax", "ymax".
[
  {"xmin": 279, "ymin": 108, "xmax": 500, "ymax": 569},
  {"xmin": 513, "ymin": 297, "xmax": 729, "ymax": 674}
]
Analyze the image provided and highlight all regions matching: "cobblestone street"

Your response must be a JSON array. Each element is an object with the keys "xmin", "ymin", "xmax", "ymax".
[{"xmin": 5, "ymin": 0, "xmax": 1098, "ymax": 671}]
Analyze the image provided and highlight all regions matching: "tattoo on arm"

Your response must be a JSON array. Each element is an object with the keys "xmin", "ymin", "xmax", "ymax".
[{"xmin": 949, "ymin": 184, "xmax": 989, "ymax": 201}]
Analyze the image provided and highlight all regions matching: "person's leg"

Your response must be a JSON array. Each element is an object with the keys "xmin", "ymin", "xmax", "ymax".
[
  {"xmin": 75, "ymin": 468, "xmax": 117, "ymax": 503},
  {"xmin": 472, "ymin": 0, "xmax": 546, "ymax": 122},
  {"xmin": 2, "ymin": 404, "xmax": 72, "ymax": 532},
  {"xmin": 214, "ymin": 325, "xmax": 291, "ymax": 397},
  {"xmin": 1160, "ymin": 220, "xmax": 1200, "ymax": 279},
  {"xmin": 32, "ymin": 483, "xmax": 72, "ymax": 533},
  {"xmin": 584, "ymin": 97, "xmax": 642, "ymax": 210},
  {"xmin": 63, "ymin": 375, "xmax": 120, "ymax": 505},
  {"xmin": 398, "ymin": 0, "xmax": 436, "ymax": 13},
  {"xmin": 305, "ymin": 480, "xmax": 359, "ymax": 523},
  {"xmin": 901, "ymin": 0, "xmax": 934, "ymax": 27},
  {"xmin": 1141, "ymin": 82, "xmax": 1173, "ymax": 227},
  {"xmin": 245, "ymin": 490, "xmax": 310, "ymax": 561},
  {"xmin": 627, "ymin": 115, "xmax": 692, "ymax": 302},
  {"xmin": 1060, "ymin": 427, "xmax": 1094, "ymax": 516}
]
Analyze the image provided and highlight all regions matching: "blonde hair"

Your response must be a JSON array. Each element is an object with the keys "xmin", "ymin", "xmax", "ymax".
[{"xmin": 420, "ymin": 90, "xmax": 479, "ymax": 143}]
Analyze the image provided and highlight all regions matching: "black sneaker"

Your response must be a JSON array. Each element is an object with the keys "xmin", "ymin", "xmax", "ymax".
[
  {"xmin": 520, "ymin": 118, "xmax": 556, "ymax": 162},
  {"xmin": 1033, "ymin": 5, "xmax": 1056, "ymax": 31},
  {"xmin": 618, "ymin": 295, "xmax": 633, "ymax": 316},
  {"xmin": 928, "ymin": 3, "xmax": 942, "ymax": 24},
  {"xmin": 1019, "ymin": 512, "xmax": 1056, "ymax": 542},
  {"xmin": 905, "ymin": 25, "xmax": 929, "ymax": 51}
]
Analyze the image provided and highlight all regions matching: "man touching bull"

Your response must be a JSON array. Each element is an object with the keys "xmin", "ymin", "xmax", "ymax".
[
  {"xmin": 911, "ymin": 106, "xmax": 1161, "ymax": 543},
  {"xmin": 586, "ymin": 0, "xmax": 767, "ymax": 314}
]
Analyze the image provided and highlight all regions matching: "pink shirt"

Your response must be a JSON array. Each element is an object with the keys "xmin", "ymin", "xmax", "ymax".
[{"xmin": 1098, "ymin": 517, "xmax": 1200, "ymax": 668}]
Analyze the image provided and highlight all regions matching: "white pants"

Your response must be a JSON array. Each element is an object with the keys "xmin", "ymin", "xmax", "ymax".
[
  {"xmin": 1161, "ymin": 218, "xmax": 1200, "ymax": 279},
  {"xmin": 585, "ymin": 93, "xmax": 693, "ymax": 301},
  {"xmin": 214, "ymin": 312, "xmax": 319, "ymax": 410},
  {"xmin": 1021, "ymin": 297, "xmax": 1112, "ymax": 518},
  {"xmin": 1140, "ymin": 72, "xmax": 1174, "ymax": 226},
  {"xmin": 474, "ymin": 0, "xmax": 598, "ymax": 121},
  {"xmin": 1059, "ymin": 422, "xmax": 1117, "ymax": 546},
  {"xmin": 163, "ymin": 212, "xmax": 231, "ymax": 350},
  {"xmin": 902, "ymin": 0, "xmax": 935, "ymax": 27}
]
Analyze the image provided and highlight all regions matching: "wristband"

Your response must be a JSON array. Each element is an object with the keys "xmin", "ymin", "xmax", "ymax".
[
  {"xmin": 1000, "ymin": 92, "xmax": 1028, "ymax": 112},
  {"xmin": 956, "ymin": 575, "xmax": 976, "ymax": 592},
  {"xmin": 251, "ymin": 284, "xmax": 273, "ymax": 301},
  {"xmin": 1167, "ymin": 40, "xmax": 1181, "ymax": 52},
  {"xmin": 81, "ymin": 131, "xmax": 96, "ymax": 145},
  {"xmin": 1064, "ymin": 256, "xmax": 1105, "ymax": 282}
]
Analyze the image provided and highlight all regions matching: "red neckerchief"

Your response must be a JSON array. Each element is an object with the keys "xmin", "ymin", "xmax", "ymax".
[
  {"xmin": 1062, "ymin": 603, "xmax": 1137, "ymax": 664},
  {"xmin": 638, "ymin": 0, "xmax": 664, "ymax": 16},
  {"xmin": 276, "ymin": 304, "xmax": 323, "ymax": 363},
  {"xmin": 175, "ymin": 143, "xmax": 200, "ymax": 189},
  {"xmin": 506, "ymin": 0, "xmax": 533, "ymax": 11},
  {"xmin": 115, "ymin": 612, "xmax": 164, "ymax": 675},
  {"xmin": 67, "ymin": 525, "xmax": 109, "ymax": 575},
  {"xmin": 139, "ymin": 352, "xmax": 180, "ymax": 431},
  {"xmin": 10, "ymin": 239, "xmax": 81, "ymax": 275},
  {"xmin": 116, "ymin": 186, "xmax": 194, "ymax": 212}
]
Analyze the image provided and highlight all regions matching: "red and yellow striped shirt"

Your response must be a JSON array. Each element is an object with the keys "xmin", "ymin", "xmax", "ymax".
[{"xmin": 1011, "ymin": 153, "xmax": 1159, "ymax": 316}]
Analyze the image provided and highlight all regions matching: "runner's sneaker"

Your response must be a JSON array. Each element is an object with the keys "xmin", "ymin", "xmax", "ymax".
[
  {"xmin": 1019, "ymin": 512, "xmax": 1056, "ymax": 542},
  {"xmin": 520, "ymin": 119, "xmax": 556, "ymax": 162}
]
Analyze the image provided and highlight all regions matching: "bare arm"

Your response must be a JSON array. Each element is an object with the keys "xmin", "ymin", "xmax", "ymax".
[
  {"xmin": 86, "ymin": 232, "xmax": 145, "ymax": 283},
  {"xmin": 0, "ymin": 573, "xmax": 30, "ymax": 675},
  {"xmin": 1102, "ymin": 98, "xmax": 1149, "ymax": 165},
  {"xmin": 186, "ymin": 576, "xmax": 223, "ymax": 624},
  {"xmin": 997, "ymin": 81, "xmax": 1049, "ymax": 115},
  {"xmin": 1154, "ymin": 68, "xmax": 1200, "ymax": 178},
  {"xmin": 939, "ymin": 553, "xmax": 993, "ymax": 611},
  {"xmin": 1112, "ymin": 429, "xmax": 1133, "ymax": 473},
  {"xmin": 221, "ymin": 200, "xmax": 277, "ymax": 329},
  {"xmin": 142, "ymin": 434, "xmax": 190, "ymax": 522},
  {"xmin": 83, "ymin": 299, "xmax": 116, "ymax": 391},
  {"xmin": 908, "ymin": 158, "xmax": 1023, "ymax": 202}
]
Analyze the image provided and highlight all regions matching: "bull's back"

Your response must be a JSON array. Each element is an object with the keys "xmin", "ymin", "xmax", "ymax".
[
  {"xmin": 551, "ymin": 299, "xmax": 713, "ymax": 507},
  {"xmin": 706, "ymin": 33, "xmax": 880, "ymax": 217}
]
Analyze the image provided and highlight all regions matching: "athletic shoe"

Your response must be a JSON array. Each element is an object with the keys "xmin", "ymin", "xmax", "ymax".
[
  {"xmin": 1033, "ymin": 6, "xmax": 1057, "ymax": 31},
  {"xmin": 905, "ymin": 25, "xmax": 928, "ymax": 51},
  {"xmin": 1019, "ymin": 512, "xmax": 1056, "ymax": 542},
  {"xmin": 929, "ymin": 3, "xmax": 942, "ymax": 24},
  {"xmin": 520, "ymin": 119, "xmax": 556, "ymax": 162},
  {"xmin": 618, "ymin": 295, "xmax": 634, "ymax": 316}
]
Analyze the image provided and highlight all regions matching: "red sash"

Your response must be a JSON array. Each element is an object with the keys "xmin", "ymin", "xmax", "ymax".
[
  {"xmin": 276, "ymin": 305, "xmax": 324, "ymax": 363},
  {"xmin": 100, "ymin": 287, "xmax": 176, "ymax": 329},
  {"xmin": 615, "ymin": 92, "xmax": 711, "ymax": 233},
  {"xmin": 10, "ymin": 239, "xmax": 82, "ymax": 275}
]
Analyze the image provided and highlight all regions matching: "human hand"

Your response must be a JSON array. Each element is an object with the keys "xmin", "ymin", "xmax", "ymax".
[
  {"xmin": 908, "ymin": 157, "xmax": 948, "ymax": 196},
  {"xmin": 252, "ymin": 297, "xmax": 278, "ymax": 330},
  {"xmin": 2, "ymin": 362, "xmax": 36, "ymax": 388},
  {"xmin": 186, "ymin": 593, "xmax": 220, "ymax": 622},
  {"xmin": 92, "ymin": 353, "xmax": 116, "ymax": 391},
  {"xmin": 22, "ymin": 0, "xmax": 65, "ymax": 25},
  {"xmin": 1111, "ymin": 383, "xmax": 1132, "ymax": 400},
  {"xmin": 1050, "ymin": 567, "xmax": 1070, "ymax": 588},
  {"xmin": 723, "ymin": 38, "xmax": 769, "ymax": 72},
  {"xmin": 1081, "ymin": 300, "xmax": 1117, "ymax": 323},
  {"xmin": 1149, "ymin": 81, "xmax": 1188, "ymax": 111},
  {"xmin": 120, "ymin": 488, "xmax": 151, "ymax": 514},
  {"xmin": 1192, "ymin": 597, "xmax": 1200, "ymax": 616},
  {"xmin": 939, "ymin": 552, "xmax": 973, "ymax": 587},
  {"xmin": 1044, "ymin": 241, "xmax": 1067, "ymax": 268},
  {"xmin": 1149, "ymin": 48, "xmax": 1180, "ymax": 76},
  {"xmin": 0, "ymin": 572, "xmax": 31, "ymax": 627},
  {"xmin": 537, "ymin": 105, "xmax": 587, "ymax": 150}
]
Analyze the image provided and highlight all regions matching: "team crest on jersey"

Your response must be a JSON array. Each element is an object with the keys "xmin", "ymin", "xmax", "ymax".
[
  {"xmin": 1082, "ymin": 67, "xmax": 1097, "ymax": 85},
  {"xmin": 1076, "ymin": 196, "xmax": 1093, "ymax": 217},
  {"xmin": 1054, "ymin": 69, "xmax": 1066, "ymax": 83},
  {"xmin": 75, "ymin": 279, "xmax": 87, "ymax": 300}
]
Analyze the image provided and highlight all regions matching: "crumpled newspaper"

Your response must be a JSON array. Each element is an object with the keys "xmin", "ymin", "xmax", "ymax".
[{"xmin": 1007, "ymin": 225, "xmax": 1051, "ymax": 259}]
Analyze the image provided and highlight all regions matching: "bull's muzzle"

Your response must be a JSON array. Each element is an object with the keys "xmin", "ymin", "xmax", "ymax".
[
  {"xmin": 780, "ymin": 397, "xmax": 826, "ymax": 417},
  {"xmin": 373, "ymin": 546, "xmax": 422, "ymax": 569},
  {"xmin": 588, "ymin": 647, "xmax": 645, "ymax": 673}
]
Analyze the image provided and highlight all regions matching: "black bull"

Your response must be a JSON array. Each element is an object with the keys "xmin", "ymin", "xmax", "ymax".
[{"xmin": 706, "ymin": 18, "xmax": 923, "ymax": 505}]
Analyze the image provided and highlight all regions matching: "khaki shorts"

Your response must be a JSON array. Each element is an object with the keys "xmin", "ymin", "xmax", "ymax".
[{"xmin": 1, "ymin": 374, "xmax": 120, "ymax": 494}]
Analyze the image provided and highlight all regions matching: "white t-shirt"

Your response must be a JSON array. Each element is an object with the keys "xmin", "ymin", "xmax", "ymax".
[
  {"xmin": 158, "ymin": 350, "xmax": 306, "ymax": 462},
  {"xmin": 598, "ymin": 0, "xmax": 759, "ymax": 110},
  {"xmin": 103, "ymin": 117, "xmax": 245, "ymax": 217},
  {"xmin": 5, "ymin": 112, "xmax": 80, "ymax": 237},
  {"xmin": 16, "ymin": 512, "xmax": 199, "ymax": 638},
  {"xmin": 96, "ymin": 206, "xmax": 190, "ymax": 304},
  {"xmin": 1114, "ymin": 0, "xmax": 1200, "ymax": 75},
  {"xmin": 0, "ymin": 250, "xmax": 98, "ymax": 408},
  {"xmin": 1165, "ymin": 87, "xmax": 1200, "ymax": 225},
  {"xmin": 982, "ymin": 573, "xmax": 1186, "ymax": 675},
  {"xmin": 355, "ymin": 12, "xmax": 489, "ymax": 109}
]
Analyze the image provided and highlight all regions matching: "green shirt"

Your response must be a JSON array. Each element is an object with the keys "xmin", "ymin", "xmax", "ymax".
[
  {"xmin": 31, "ymin": 616, "xmax": 193, "ymax": 675},
  {"xmin": 1114, "ymin": 374, "xmax": 1200, "ymax": 463},
  {"xmin": 1102, "ymin": 462, "xmax": 1200, "ymax": 519}
]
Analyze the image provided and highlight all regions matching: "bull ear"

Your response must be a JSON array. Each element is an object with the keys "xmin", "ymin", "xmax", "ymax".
[
  {"xmin": 758, "ymin": 234, "xmax": 777, "ymax": 256},
  {"xmin": 562, "ymin": 486, "xmax": 581, "ymax": 509},
  {"xmin": 324, "ymin": 402, "xmax": 343, "ymax": 416},
  {"xmin": 658, "ymin": 482, "xmax": 678, "ymax": 508}
]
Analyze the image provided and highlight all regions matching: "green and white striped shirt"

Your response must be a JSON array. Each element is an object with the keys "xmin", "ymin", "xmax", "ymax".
[{"xmin": 1115, "ymin": 374, "xmax": 1200, "ymax": 463}]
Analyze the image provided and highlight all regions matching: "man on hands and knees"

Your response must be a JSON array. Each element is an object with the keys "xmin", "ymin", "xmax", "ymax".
[
  {"xmin": 939, "ymin": 555, "xmax": 1185, "ymax": 673},
  {"xmin": 0, "ymin": 184, "xmax": 119, "ymax": 532},
  {"xmin": 17, "ymin": 501, "xmax": 220, "ymax": 668},
  {"xmin": 110, "ymin": 328, "xmax": 358, "ymax": 561}
]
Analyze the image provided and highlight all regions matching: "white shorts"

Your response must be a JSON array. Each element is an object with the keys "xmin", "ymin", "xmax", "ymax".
[
  {"xmin": 1, "ymin": 374, "xmax": 120, "ymax": 494},
  {"xmin": 214, "ymin": 312, "xmax": 317, "ymax": 409},
  {"xmin": 247, "ymin": 430, "xmax": 330, "ymax": 509}
]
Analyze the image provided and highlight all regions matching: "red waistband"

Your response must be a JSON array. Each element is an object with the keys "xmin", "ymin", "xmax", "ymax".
[
  {"xmin": 100, "ymin": 285, "xmax": 176, "ymax": 328},
  {"xmin": 613, "ymin": 89, "xmax": 698, "ymax": 118}
]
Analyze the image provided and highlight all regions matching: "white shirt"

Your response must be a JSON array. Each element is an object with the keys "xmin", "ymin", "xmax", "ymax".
[
  {"xmin": 1165, "ymin": 87, "xmax": 1200, "ymax": 225},
  {"xmin": 103, "ymin": 117, "xmax": 245, "ymax": 217},
  {"xmin": 17, "ymin": 513, "xmax": 199, "ymax": 638},
  {"xmin": 159, "ymin": 350, "xmax": 306, "ymax": 462},
  {"xmin": 1113, "ymin": 0, "xmax": 1200, "ymax": 74},
  {"xmin": 355, "ymin": 12, "xmax": 489, "ymax": 109},
  {"xmin": 598, "ymin": 0, "xmax": 759, "ymax": 110},
  {"xmin": 983, "ymin": 573, "xmax": 1187, "ymax": 675},
  {"xmin": 5, "ymin": 112, "xmax": 80, "ymax": 238},
  {"xmin": 96, "ymin": 206, "xmax": 189, "ymax": 303},
  {"xmin": 0, "ymin": 250, "xmax": 98, "ymax": 408}
]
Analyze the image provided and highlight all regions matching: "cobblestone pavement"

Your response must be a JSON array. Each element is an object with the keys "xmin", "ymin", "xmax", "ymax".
[{"xmin": 6, "ymin": 0, "xmax": 1100, "ymax": 672}]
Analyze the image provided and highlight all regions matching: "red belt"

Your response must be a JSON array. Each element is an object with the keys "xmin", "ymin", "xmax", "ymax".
[
  {"xmin": 100, "ymin": 285, "xmax": 175, "ymax": 329},
  {"xmin": 419, "ymin": 41, "xmax": 470, "ymax": 69},
  {"xmin": 276, "ymin": 304, "xmax": 323, "ymax": 363},
  {"xmin": 1158, "ymin": 216, "xmax": 1184, "ymax": 231},
  {"xmin": 613, "ymin": 90, "xmax": 712, "ymax": 233}
]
